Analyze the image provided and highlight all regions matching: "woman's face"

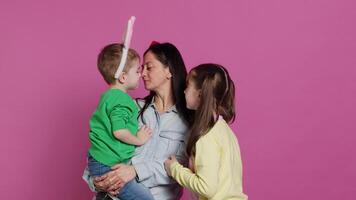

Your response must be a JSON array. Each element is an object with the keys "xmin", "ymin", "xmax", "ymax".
[{"xmin": 142, "ymin": 51, "xmax": 172, "ymax": 91}]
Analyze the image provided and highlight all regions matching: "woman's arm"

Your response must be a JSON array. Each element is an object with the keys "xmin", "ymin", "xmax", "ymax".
[
  {"xmin": 95, "ymin": 153, "xmax": 186, "ymax": 195},
  {"xmin": 82, "ymin": 167, "xmax": 97, "ymax": 192}
]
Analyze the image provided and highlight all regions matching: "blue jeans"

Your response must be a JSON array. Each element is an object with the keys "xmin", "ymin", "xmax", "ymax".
[{"xmin": 88, "ymin": 155, "xmax": 154, "ymax": 200}]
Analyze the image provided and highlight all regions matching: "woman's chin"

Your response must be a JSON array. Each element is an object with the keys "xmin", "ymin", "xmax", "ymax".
[{"xmin": 144, "ymin": 83, "xmax": 152, "ymax": 90}]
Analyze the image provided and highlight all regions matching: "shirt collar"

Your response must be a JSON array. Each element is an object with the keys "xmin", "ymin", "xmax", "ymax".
[{"xmin": 149, "ymin": 96, "xmax": 178, "ymax": 113}]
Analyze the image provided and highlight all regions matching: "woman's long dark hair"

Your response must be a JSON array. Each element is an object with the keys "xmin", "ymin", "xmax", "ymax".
[
  {"xmin": 138, "ymin": 42, "xmax": 193, "ymax": 125},
  {"xmin": 186, "ymin": 63, "xmax": 236, "ymax": 157}
]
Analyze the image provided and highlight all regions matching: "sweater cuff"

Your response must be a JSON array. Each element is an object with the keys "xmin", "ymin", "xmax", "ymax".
[{"xmin": 170, "ymin": 161, "xmax": 182, "ymax": 177}]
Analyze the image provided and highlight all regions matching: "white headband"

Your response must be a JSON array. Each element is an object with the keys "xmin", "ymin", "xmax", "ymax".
[{"xmin": 114, "ymin": 16, "xmax": 136, "ymax": 79}]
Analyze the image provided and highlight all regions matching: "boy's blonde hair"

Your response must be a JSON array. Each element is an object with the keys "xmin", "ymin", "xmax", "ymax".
[{"xmin": 97, "ymin": 43, "xmax": 140, "ymax": 84}]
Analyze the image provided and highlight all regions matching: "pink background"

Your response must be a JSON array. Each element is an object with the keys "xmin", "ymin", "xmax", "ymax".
[{"xmin": 1, "ymin": 0, "xmax": 355, "ymax": 199}]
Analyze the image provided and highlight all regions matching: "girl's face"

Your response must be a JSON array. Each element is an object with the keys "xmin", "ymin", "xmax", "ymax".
[
  {"xmin": 184, "ymin": 78, "xmax": 201, "ymax": 110},
  {"xmin": 142, "ymin": 51, "xmax": 172, "ymax": 91}
]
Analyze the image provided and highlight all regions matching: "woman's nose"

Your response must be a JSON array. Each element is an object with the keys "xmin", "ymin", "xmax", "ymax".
[{"xmin": 141, "ymin": 69, "xmax": 147, "ymax": 78}]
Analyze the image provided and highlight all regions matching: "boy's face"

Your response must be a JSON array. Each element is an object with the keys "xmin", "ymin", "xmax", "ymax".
[{"xmin": 125, "ymin": 58, "xmax": 141, "ymax": 90}]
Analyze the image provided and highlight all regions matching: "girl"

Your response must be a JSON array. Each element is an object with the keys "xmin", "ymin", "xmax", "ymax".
[{"xmin": 164, "ymin": 64, "xmax": 248, "ymax": 200}]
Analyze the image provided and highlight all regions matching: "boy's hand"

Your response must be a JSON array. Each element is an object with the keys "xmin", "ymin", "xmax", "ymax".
[{"xmin": 137, "ymin": 125, "xmax": 152, "ymax": 145}]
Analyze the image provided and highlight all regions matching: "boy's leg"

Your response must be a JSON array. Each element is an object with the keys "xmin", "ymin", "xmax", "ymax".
[
  {"xmin": 87, "ymin": 155, "xmax": 112, "ymax": 199},
  {"xmin": 117, "ymin": 180, "xmax": 154, "ymax": 200},
  {"xmin": 87, "ymin": 155, "xmax": 111, "ymax": 177}
]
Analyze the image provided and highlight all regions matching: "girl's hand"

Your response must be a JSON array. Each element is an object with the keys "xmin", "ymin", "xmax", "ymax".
[
  {"xmin": 164, "ymin": 155, "xmax": 178, "ymax": 176},
  {"xmin": 189, "ymin": 156, "xmax": 196, "ymax": 173}
]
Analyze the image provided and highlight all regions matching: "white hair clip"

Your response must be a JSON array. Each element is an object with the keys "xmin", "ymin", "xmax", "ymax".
[{"xmin": 114, "ymin": 16, "xmax": 136, "ymax": 79}]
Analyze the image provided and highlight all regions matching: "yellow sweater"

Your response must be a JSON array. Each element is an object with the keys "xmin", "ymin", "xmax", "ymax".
[{"xmin": 170, "ymin": 119, "xmax": 248, "ymax": 200}]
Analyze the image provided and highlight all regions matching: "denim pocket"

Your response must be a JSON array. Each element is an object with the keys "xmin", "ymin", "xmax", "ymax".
[{"xmin": 154, "ymin": 131, "xmax": 186, "ymax": 158}]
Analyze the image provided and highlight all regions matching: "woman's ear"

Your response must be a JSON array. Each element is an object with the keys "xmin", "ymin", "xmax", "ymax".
[{"xmin": 165, "ymin": 67, "xmax": 172, "ymax": 79}]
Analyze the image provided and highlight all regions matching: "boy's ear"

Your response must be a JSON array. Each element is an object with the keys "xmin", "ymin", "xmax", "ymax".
[{"xmin": 118, "ymin": 72, "xmax": 127, "ymax": 83}]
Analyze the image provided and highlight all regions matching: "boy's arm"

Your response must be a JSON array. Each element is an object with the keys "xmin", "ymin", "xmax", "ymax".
[
  {"xmin": 114, "ymin": 125, "xmax": 152, "ymax": 146},
  {"xmin": 110, "ymin": 104, "xmax": 140, "ymax": 145},
  {"xmin": 113, "ymin": 129, "xmax": 142, "ymax": 146}
]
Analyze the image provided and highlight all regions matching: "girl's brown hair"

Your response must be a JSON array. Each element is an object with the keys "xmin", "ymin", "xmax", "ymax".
[{"xmin": 186, "ymin": 63, "xmax": 236, "ymax": 157}]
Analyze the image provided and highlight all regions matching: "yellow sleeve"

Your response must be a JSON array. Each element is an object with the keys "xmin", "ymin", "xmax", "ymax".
[{"xmin": 170, "ymin": 135, "xmax": 221, "ymax": 199}]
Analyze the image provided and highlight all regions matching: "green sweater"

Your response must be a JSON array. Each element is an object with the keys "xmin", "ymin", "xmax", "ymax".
[{"xmin": 88, "ymin": 89, "xmax": 139, "ymax": 166}]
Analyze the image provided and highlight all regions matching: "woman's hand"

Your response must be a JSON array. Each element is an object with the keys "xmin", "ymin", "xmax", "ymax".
[
  {"xmin": 93, "ymin": 173, "xmax": 122, "ymax": 195},
  {"xmin": 164, "ymin": 155, "xmax": 178, "ymax": 176},
  {"xmin": 93, "ymin": 164, "xmax": 136, "ymax": 196},
  {"xmin": 105, "ymin": 164, "xmax": 137, "ymax": 193},
  {"xmin": 93, "ymin": 174, "xmax": 110, "ymax": 191}
]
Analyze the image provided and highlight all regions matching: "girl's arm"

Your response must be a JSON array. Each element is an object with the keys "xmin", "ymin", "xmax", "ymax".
[{"xmin": 167, "ymin": 136, "xmax": 221, "ymax": 199}]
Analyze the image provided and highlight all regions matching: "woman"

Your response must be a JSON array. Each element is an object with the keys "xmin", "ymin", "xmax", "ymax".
[{"xmin": 83, "ymin": 42, "xmax": 192, "ymax": 200}]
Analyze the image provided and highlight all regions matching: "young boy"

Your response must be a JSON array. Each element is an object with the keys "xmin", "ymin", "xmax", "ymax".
[{"xmin": 88, "ymin": 43, "xmax": 154, "ymax": 200}]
